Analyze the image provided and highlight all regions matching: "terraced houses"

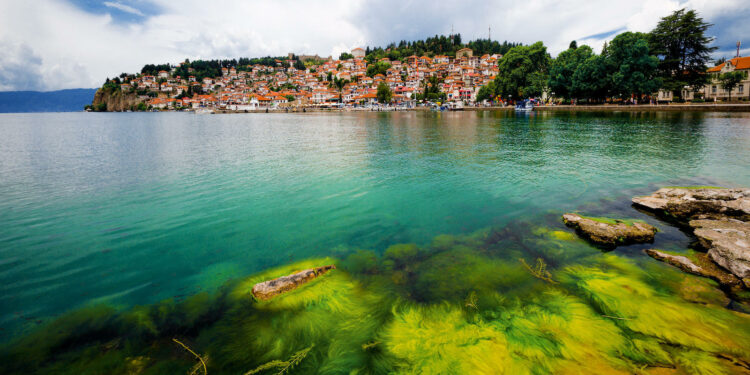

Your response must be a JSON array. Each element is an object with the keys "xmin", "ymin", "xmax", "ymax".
[{"xmin": 128, "ymin": 48, "xmax": 501, "ymax": 110}]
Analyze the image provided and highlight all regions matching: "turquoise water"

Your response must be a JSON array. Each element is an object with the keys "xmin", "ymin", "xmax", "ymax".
[{"xmin": 1, "ymin": 110, "xmax": 749, "ymax": 341}]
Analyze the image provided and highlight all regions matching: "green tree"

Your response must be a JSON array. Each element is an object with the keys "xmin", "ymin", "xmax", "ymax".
[
  {"xmin": 293, "ymin": 59, "xmax": 306, "ymax": 71},
  {"xmin": 285, "ymin": 94, "xmax": 296, "ymax": 102},
  {"xmin": 366, "ymin": 61, "xmax": 391, "ymax": 77},
  {"xmin": 606, "ymin": 32, "xmax": 661, "ymax": 100},
  {"xmin": 549, "ymin": 45, "xmax": 594, "ymax": 99},
  {"xmin": 339, "ymin": 52, "xmax": 354, "ymax": 60},
  {"xmin": 571, "ymin": 55, "xmax": 610, "ymax": 101},
  {"xmin": 476, "ymin": 81, "xmax": 497, "ymax": 102},
  {"xmin": 495, "ymin": 42, "xmax": 550, "ymax": 99},
  {"xmin": 331, "ymin": 77, "xmax": 349, "ymax": 102},
  {"xmin": 649, "ymin": 8, "xmax": 717, "ymax": 99},
  {"xmin": 376, "ymin": 82, "xmax": 393, "ymax": 103},
  {"xmin": 718, "ymin": 71, "xmax": 747, "ymax": 101}
]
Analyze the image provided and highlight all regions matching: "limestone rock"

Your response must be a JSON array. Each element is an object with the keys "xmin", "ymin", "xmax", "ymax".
[
  {"xmin": 645, "ymin": 249, "xmax": 743, "ymax": 293},
  {"xmin": 690, "ymin": 219, "xmax": 750, "ymax": 279},
  {"xmin": 644, "ymin": 249, "xmax": 704, "ymax": 275},
  {"xmin": 562, "ymin": 213, "xmax": 657, "ymax": 248},
  {"xmin": 251, "ymin": 265, "xmax": 335, "ymax": 300},
  {"xmin": 632, "ymin": 187, "xmax": 750, "ymax": 221}
]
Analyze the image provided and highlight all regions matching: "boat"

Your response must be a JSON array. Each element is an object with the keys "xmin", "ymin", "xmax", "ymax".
[
  {"xmin": 195, "ymin": 108, "xmax": 214, "ymax": 114},
  {"xmin": 515, "ymin": 99, "xmax": 534, "ymax": 112}
]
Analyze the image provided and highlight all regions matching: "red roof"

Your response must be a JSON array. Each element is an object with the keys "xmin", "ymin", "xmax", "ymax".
[{"xmin": 707, "ymin": 56, "xmax": 750, "ymax": 72}]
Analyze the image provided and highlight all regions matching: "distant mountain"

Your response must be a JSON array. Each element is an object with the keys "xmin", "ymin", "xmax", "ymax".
[{"xmin": 0, "ymin": 89, "xmax": 98, "ymax": 113}]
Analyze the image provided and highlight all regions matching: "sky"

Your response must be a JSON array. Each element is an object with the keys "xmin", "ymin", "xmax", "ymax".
[{"xmin": 0, "ymin": 0, "xmax": 748, "ymax": 91}]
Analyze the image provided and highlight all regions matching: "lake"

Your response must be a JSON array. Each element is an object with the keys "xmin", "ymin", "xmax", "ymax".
[{"xmin": 1, "ymin": 111, "xmax": 750, "ymax": 373}]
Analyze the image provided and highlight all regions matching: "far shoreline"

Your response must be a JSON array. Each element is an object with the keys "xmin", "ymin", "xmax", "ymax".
[{"xmin": 173, "ymin": 103, "xmax": 750, "ymax": 114}]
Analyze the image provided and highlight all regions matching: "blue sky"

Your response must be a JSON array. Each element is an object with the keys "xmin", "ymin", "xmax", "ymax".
[{"xmin": 0, "ymin": 0, "xmax": 748, "ymax": 91}]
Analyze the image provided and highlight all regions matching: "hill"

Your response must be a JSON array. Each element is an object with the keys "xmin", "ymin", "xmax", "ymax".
[{"xmin": 0, "ymin": 89, "xmax": 98, "ymax": 113}]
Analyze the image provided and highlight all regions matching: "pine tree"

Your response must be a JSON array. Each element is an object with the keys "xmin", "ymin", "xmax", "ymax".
[{"xmin": 649, "ymin": 8, "xmax": 717, "ymax": 99}]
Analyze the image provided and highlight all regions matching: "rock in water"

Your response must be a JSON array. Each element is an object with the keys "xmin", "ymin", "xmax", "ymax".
[
  {"xmin": 633, "ymin": 187, "xmax": 750, "ymax": 286},
  {"xmin": 252, "ymin": 265, "xmax": 336, "ymax": 300},
  {"xmin": 644, "ymin": 249, "xmax": 741, "ymax": 289},
  {"xmin": 690, "ymin": 219, "xmax": 750, "ymax": 282},
  {"xmin": 562, "ymin": 213, "xmax": 657, "ymax": 248},
  {"xmin": 644, "ymin": 249, "xmax": 704, "ymax": 275},
  {"xmin": 632, "ymin": 187, "xmax": 750, "ymax": 221}
]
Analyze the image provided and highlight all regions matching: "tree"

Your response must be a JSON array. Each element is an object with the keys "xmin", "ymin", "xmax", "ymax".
[
  {"xmin": 293, "ymin": 59, "xmax": 305, "ymax": 71},
  {"xmin": 366, "ymin": 61, "xmax": 391, "ymax": 77},
  {"xmin": 606, "ymin": 32, "xmax": 661, "ymax": 100},
  {"xmin": 376, "ymin": 82, "xmax": 393, "ymax": 103},
  {"xmin": 476, "ymin": 81, "xmax": 497, "ymax": 102},
  {"xmin": 549, "ymin": 45, "xmax": 594, "ymax": 99},
  {"xmin": 569, "ymin": 40, "xmax": 578, "ymax": 50},
  {"xmin": 339, "ymin": 52, "xmax": 354, "ymax": 60},
  {"xmin": 718, "ymin": 71, "xmax": 747, "ymax": 101},
  {"xmin": 571, "ymin": 55, "xmax": 610, "ymax": 102},
  {"xmin": 649, "ymin": 8, "xmax": 717, "ymax": 99},
  {"xmin": 494, "ymin": 42, "xmax": 550, "ymax": 99},
  {"xmin": 331, "ymin": 77, "xmax": 349, "ymax": 102}
]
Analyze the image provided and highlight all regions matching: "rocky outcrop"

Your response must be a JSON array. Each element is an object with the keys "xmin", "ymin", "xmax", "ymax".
[
  {"xmin": 645, "ymin": 249, "xmax": 742, "ymax": 290},
  {"xmin": 690, "ymin": 219, "xmax": 750, "ymax": 282},
  {"xmin": 92, "ymin": 87, "xmax": 142, "ymax": 112},
  {"xmin": 632, "ymin": 187, "xmax": 750, "ymax": 222},
  {"xmin": 635, "ymin": 188, "xmax": 750, "ymax": 287},
  {"xmin": 251, "ymin": 265, "xmax": 335, "ymax": 300},
  {"xmin": 562, "ymin": 213, "xmax": 657, "ymax": 248}
]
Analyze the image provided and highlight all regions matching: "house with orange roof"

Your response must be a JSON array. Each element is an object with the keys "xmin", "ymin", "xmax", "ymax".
[
  {"xmin": 704, "ymin": 56, "xmax": 750, "ymax": 101},
  {"xmin": 351, "ymin": 48, "xmax": 365, "ymax": 59}
]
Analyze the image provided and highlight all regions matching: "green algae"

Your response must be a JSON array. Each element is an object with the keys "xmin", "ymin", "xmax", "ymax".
[
  {"xmin": 2, "ymin": 221, "xmax": 749, "ymax": 375},
  {"xmin": 580, "ymin": 215, "xmax": 648, "ymax": 227}
]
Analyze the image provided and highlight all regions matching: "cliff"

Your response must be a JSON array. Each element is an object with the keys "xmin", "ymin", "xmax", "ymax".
[{"xmin": 91, "ymin": 87, "xmax": 142, "ymax": 111}]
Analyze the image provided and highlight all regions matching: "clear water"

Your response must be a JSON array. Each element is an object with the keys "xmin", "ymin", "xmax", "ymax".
[{"xmin": 1, "ymin": 110, "xmax": 749, "ymax": 341}]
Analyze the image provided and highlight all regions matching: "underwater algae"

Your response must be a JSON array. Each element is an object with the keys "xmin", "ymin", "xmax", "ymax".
[{"xmin": 2, "ymin": 220, "xmax": 750, "ymax": 374}]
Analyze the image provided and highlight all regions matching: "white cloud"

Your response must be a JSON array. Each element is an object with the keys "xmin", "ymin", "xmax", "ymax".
[
  {"xmin": 103, "ymin": 1, "xmax": 144, "ymax": 16},
  {"xmin": 0, "ymin": 0, "xmax": 747, "ymax": 91}
]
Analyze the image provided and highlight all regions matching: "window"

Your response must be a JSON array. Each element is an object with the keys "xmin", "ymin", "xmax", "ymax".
[
  {"xmin": 712, "ymin": 85, "xmax": 717, "ymax": 94},
  {"xmin": 740, "ymin": 85, "xmax": 745, "ymax": 94}
]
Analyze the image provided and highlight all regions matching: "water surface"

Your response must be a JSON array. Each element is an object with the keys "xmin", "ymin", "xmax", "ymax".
[{"xmin": 1, "ymin": 110, "xmax": 750, "ymax": 340}]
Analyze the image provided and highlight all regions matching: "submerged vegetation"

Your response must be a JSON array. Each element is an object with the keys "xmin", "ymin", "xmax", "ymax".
[{"xmin": 1, "ymin": 213, "xmax": 749, "ymax": 374}]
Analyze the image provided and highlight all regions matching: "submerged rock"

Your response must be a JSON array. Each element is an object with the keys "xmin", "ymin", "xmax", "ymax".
[
  {"xmin": 645, "ymin": 249, "xmax": 741, "ymax": 288},
  {"xmin": 251, "ymin": 265, "xmax": 336, "ymax": 300},
  {"xmin": 562, "ymin": 213, "xmax": 657, "ymax": 247},
  {"xmin": 632, "ymin": 187, "xmax": 750, "ymax": 222}
]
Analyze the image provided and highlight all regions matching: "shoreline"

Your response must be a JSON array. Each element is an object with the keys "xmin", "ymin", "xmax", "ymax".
[{"xmin": 119, "ymin": 103, "xmax": 750, "ymax": 114}]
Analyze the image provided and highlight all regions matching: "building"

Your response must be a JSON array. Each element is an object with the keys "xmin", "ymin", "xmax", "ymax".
[
  {"xmin": 351, "ymin": 47, "xmax": 365, "ymax": 59},
  {"xmin": 704, "ymin": 56, "xmax": 750, "ymax": 101}
]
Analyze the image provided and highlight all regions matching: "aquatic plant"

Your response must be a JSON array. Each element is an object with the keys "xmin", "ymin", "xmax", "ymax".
[
  {"xmin": 560, "ymin": 255, "xmax": 750, "ymax": 368},
  {"xmin": 244, "ymin": 345, "xmax": 313, "ymax": 375},
  {"xmin": 2, "ymin": 222, "xmax": 750, "ymax": 375},
  {"xmin": 173, "ymin": 338, "xmax": 207, "ymax": 375},
  {"xmin": 519, "ymin": 257, "xmax": 558, "ymax": 284}
]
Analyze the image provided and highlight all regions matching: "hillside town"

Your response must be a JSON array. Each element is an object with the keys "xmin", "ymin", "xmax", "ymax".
[
  {"xmin": 108, "ymin": 47, "xmax": 500, "ymax": 111},
  {"xmin": 92, "ymin": 10, "xmax": 750, "ymax": 114}
]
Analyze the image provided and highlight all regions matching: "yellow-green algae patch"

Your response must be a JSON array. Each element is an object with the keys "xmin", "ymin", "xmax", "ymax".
[
  {"xmin": 2, "ymin": 227, "xmax": 750, "ymax": 375},
  {"xmin": 578, "ymin": 215, "xmax": 649, "ymax": 227}
]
